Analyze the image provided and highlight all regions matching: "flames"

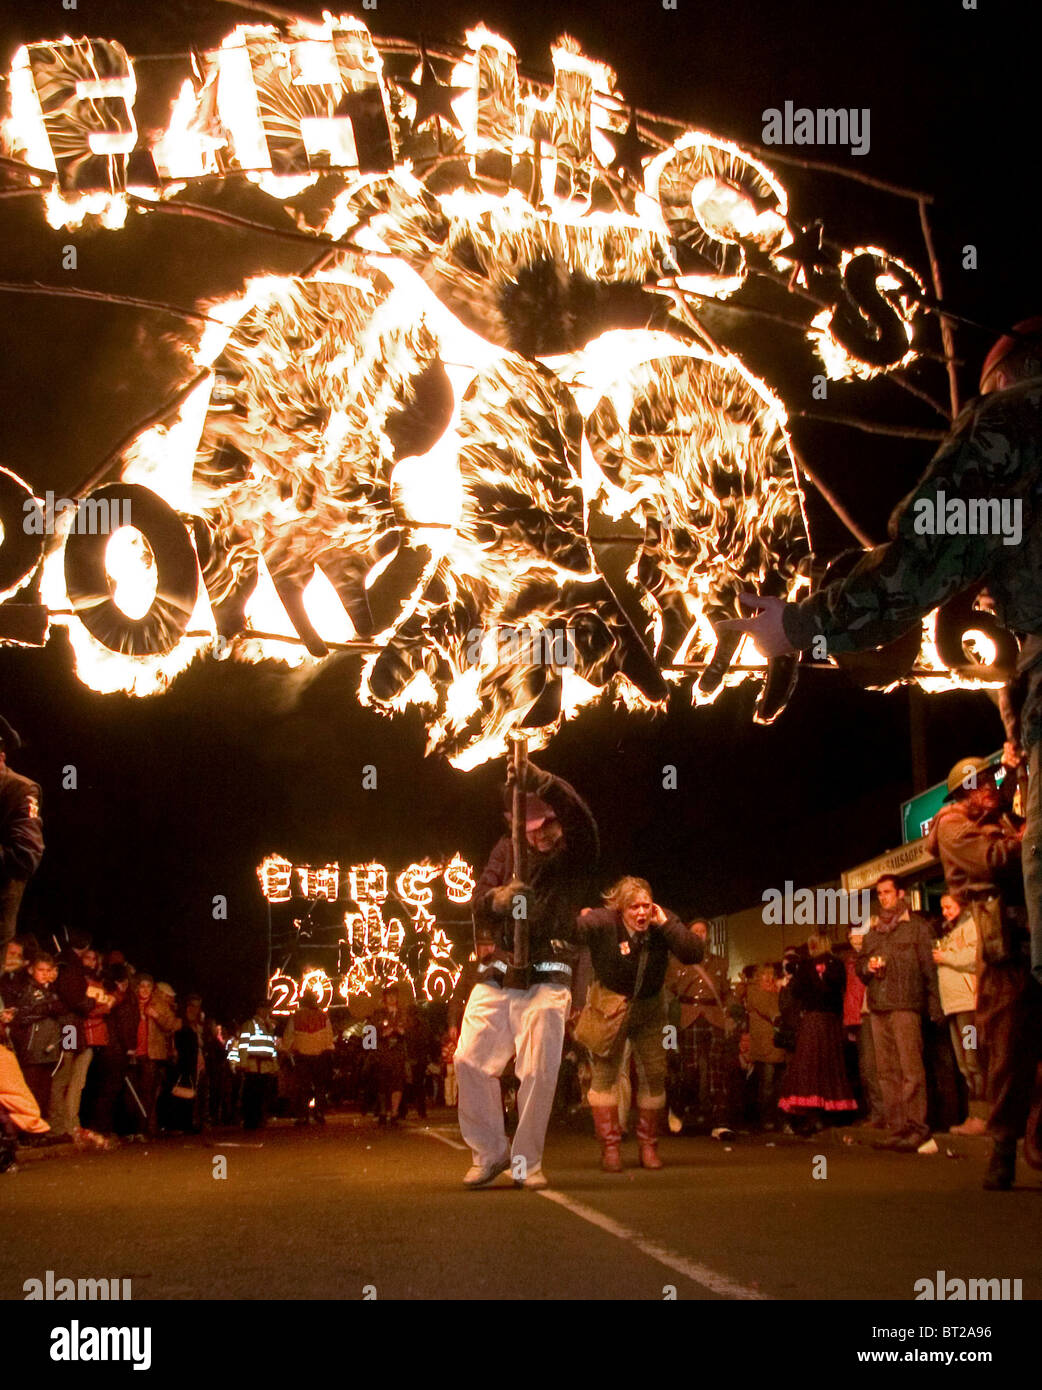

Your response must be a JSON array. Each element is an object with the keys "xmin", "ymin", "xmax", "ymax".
[
  {"xmin": 32, "ymin": 158, "xmax": 809, "ymax": 765},
  {"xmin": 186, "ymin": 240, "xmax": 808, "ymax": 765},
  {"xmin": 260, "ymin": 852, "xmax": 469, "ymax": 1005},
  {"xmin": 3, "ymin": 17, "xmax": 966, "ymax": 759},
  {"xmin": 809, "ymin": 248, "xmax": 924, "ymax": 381}
]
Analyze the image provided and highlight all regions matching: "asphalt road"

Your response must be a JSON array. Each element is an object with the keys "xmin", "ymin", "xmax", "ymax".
[{"xmin": 4, "ymin": 1114, "xmax": 1041, "ymax": 1302}]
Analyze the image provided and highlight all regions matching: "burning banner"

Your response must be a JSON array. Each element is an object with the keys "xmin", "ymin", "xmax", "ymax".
[
  {"xmin": 0, "ymin": 15, "xmax": 1000, "ymax": 765},
  {"xmin": 259, "ymin": 851, "xmax": 473, "ymax": 1009}
]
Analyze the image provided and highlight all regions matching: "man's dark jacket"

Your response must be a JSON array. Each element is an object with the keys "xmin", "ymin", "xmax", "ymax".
[
  {"xmin": 0, "ymin": 766, "xmax": 43, "ymax": 947},
  {"xmin": 472, "ymin": 770, "xmax": 598, "ymax": 988},
  {"xmin": 54, "ymin": 947, "xmax": 93, "ymax": 1049},
  {"xmin": 856, "ymin": 911, "xmax": 943, "ymax": 1019}
]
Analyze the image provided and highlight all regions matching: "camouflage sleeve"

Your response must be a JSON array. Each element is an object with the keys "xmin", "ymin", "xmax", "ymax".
[{"xmin": 783, "ymin": 391, "xmax": 1030, "ymax": 654}]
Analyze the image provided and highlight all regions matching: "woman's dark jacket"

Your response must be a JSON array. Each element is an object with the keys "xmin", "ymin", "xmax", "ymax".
[
  {"xmin": 790, "ymin": 955, "xmax": 847, "ymax": 1016},
  {"xmin": 174, "ymin": 1022, "xmax": 200, "ymax": 1086},
  {"xmin": 576, "ymin": 909, "xmax": 703, "ymax": 999}
]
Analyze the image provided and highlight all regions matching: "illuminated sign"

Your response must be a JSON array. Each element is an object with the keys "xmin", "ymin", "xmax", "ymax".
[
  {"xmin": 259, "ymin": 852, "xmax": 469, "ymax": 1008},
  {"xmin": 0, "ymin": 18, "xmax": 982, "ymax": 765}
]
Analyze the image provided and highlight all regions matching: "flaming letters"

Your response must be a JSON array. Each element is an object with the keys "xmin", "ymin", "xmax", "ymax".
[
  {"xmin": 261, "ymin": 854, "xmax": 469, "ymax": 1005},
  {"xmin": 0, "ymin": 18, "xmax": 973, "ymax": 749}
]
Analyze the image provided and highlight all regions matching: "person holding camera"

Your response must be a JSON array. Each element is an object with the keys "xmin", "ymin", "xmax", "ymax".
[
  {"xmin": 926, "ymin": 755, "xmax": 1042, "ymax": 1187},
  {"xmin": 856, "ymin": 876, "xmax": 942, "ymax": 1152},
  {"xmin": 575, "ymin": 878, "xmax": 704, "ymax": 1171}
]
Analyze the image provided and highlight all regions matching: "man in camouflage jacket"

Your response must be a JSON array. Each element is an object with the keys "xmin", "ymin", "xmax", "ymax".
[{"xmin": 717, "ymin": 320, "xmax": 1042, "ymax": 1188}]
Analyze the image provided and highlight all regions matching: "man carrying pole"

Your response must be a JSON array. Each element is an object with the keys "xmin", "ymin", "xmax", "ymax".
[{"xmin": 455, "ymin": 738, "xmax": 598, "ymax": 1189}]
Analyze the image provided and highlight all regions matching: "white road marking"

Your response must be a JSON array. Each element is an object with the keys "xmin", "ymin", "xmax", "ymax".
[
  {"xmin": 411, "ymin": 1127, "xmax": 765, "ymax": 1295},
  {"xmin": 536, "ymin": 1189, "xmax": 769, "ymax": 1300},
  {"xmin": 417, "ymin": 1127, "xmax": 468, "ymax": 1152}
]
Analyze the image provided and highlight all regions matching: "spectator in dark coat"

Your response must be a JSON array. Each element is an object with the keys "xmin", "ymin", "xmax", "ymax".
[
  {"xmin": 93, "ymin": 966, "xmax": 137, "ymax": 1138},
  {"xmin": 170, "ymin": 996, "xmax": 206, "ymax": 1133},
  {"xmin": 856, "ymin": 876, "xmax": 943, "ymax": 1151},
  {"xmin": 1, "ymin": 939, "xmax": 28, "ymax": 1008},
  {"xmin": 8, "ymin": 952, "xmax": 62, "ymax": 1114},
  {"xmin": 0, "ymin": 716, "xmax": 43, "ymax": 951},
  {"xmin": 402, "ymin": 1003, "xmax": 433, "ymax": 1119},
  {"xmin": 779, "ymin": 935, "xmax": 858, "ymax": 1134},
  {"xmin": 744, "ymin": 963, "xmax": 787, "ymax": 1130},
  {"xmin": 48, "ymin": 931, "xmax": 97, "ymax": 1140},
  {"xmin": 371, "ymin": 985, "xmax": 407, "ymax": 1124}
]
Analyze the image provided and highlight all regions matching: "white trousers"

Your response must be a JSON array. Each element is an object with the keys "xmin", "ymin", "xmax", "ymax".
[{"xmin": 455, "ymin": 982, "xmax": 570, "ymax": 1174}]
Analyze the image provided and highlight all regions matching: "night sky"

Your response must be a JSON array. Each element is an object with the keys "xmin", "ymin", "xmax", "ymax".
[{"xmin": 0, "ymin": 0, "xmax": 1034, "ymax": 1019}]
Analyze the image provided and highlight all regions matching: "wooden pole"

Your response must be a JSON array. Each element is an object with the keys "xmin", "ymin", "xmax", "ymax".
[
  {"xmin": 510, "ymin": 735, "xmax": 529, "ymax": 971},
  {"xmin": 918, "ymin": 197, "xmax": 960, "ymax": 419}
]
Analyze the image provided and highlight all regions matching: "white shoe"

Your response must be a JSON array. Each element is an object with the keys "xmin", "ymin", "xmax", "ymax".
[
  {"xmin": 516, "ymin": 1168, "xmax": 548, "ymax": 1189},
  {"xmin": 462, "ymin": 1155, "xmax": 511, "ymax": 1188}
]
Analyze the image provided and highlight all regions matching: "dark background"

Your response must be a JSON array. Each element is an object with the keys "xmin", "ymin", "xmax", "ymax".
[{"xmin": 0, "ymin": 0, "xmax": 1033, "ymax": 1018}]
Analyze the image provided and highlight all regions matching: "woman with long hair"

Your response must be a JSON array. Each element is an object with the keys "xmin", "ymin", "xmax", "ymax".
[{"xmin": 575, "ymin": 877, "xmax": 703, "ymax": 1171}]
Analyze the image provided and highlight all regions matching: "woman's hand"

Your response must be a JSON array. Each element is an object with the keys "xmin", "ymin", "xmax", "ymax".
[{"xmin": 650, "ymin": 904, "xmax": 667, "ymax": 926}]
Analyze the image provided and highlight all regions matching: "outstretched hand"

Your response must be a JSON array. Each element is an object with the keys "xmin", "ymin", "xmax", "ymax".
[{"xmin": 714, "ymin": 594, "xmax": 797, "ymax": 660}]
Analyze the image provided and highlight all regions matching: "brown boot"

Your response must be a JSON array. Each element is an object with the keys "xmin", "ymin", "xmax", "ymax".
[
  {"xmin": 636, "ymin": 1108, "xmax": 664, "ymax": 1169},
  {"xmin": 591, "ymin": 1106, "xmax": 623, "ymax": 1172}
]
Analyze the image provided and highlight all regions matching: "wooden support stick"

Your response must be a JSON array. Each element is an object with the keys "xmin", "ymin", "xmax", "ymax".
[{"xmin": 510, "ymin": 734, "xmax": 529, "ymax": 971}]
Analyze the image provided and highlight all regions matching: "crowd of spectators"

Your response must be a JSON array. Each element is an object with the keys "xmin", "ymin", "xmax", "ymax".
[
  {"xmin": 0, "ymin": 942, "xmax": 465, "ymax": 1165},
  {"xmin": 639, "ymin": 876, "xmax": 985, "ymax": 1152},
  {"xmin": 0, "ymin": 929, "xmax": 235, "ymax": 1159},
  {"xmin": 0, "ymin": 857, "xmax": 1012, "ymax": 1169}
]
